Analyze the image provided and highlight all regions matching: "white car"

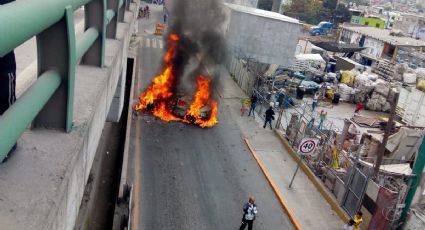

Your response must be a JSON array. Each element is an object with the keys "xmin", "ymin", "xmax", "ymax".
[{"xmin": 173, "ymin": 96, "xmax": 211, "ymax": 119}]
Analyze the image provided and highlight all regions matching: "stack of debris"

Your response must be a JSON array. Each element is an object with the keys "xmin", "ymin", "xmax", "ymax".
[
  {"xmin": 353, "ymin": 73, "xmax": 375, "ymax": 103},
  {"xmin": 366, "ymin": 80, "xmax": 392, "ymax": 112}
]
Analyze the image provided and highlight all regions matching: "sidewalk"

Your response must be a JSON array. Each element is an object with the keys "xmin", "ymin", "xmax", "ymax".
[{"xmin": 218, "ymin": 68, "xmax": 345, "ymax": 229}]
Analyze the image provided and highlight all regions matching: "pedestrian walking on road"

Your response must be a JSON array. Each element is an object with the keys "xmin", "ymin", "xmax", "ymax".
[
  {"xmin": 163, "ymin": 13, "xmax": 167, "ymax": 24},
  {"xmin": 239, "ymin": 196, "xmax": 258, "ymax": 230},
  {"xmin": 263, "ymin": 106, "xmax": 275, "ymax": 130},
  {"xmin": 318, "ymin": 110, "xmax": 327, "ymax": 130},
  {"xmin": 144, "ymin": 6, "xmax": 150, "ymax": 19},
  {"xmin": 248, "ymin": 94, "xmax": 257, "ymax": 117},
  {"xmin": 342, "ymin": 219, "xmax": 355, "ymax": 230}
]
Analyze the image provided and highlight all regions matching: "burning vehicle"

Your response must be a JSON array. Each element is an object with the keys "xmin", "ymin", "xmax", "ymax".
[
  {"xmin": 134, "ymin": 34, "xmax": 218, "ymax": 128},
  {"xmin": 173, "ymin": 95, "xmax": 212, "ymax": 119},
  {"xmin": 133, "ymin": 0, "xmax": 226, "ymax": 128}
]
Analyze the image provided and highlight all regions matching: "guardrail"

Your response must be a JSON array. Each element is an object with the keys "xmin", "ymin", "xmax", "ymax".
[{"xmin": 0, "ymin": 0, "xmax": 131, "ymax": 162}]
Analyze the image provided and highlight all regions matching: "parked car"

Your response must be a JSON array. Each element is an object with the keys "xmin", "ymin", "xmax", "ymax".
[{"xmin": 309, "ymin": 21, "xmax": 334, "ymax": 36}]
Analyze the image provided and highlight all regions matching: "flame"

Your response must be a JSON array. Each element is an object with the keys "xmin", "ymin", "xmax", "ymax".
[
  {"xmin": 134, "ymin": 34, "xmax": 218, "ymax": 128},
  {"xmin": 183, "ymin": 75, "xmax": 218, "ymax": 128},
  {"xmin": 186, "ymin": 76, "xmax": 211, "ymax": 117},
  {"xmin": 198, "ymin": 101, "xmax": 218, "ymax": 128},
  {"xmin": 134, "ymin": 34, "xmax": 179, "ymax": 111},
  {"xmin": 153, "ymin": 101, "xmax": 182, "ymax": 122}
]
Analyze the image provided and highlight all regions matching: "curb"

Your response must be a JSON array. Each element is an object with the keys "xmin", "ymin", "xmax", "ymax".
[
  {"xmin": 273, "ymin": 129, "xmax": 350, "ymax": 223},
  {"xmin": 244, "ymin": 138, "xmax": 303, "ymax": 230}
]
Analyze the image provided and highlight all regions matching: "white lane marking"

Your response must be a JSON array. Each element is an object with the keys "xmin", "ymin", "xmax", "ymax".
[
  {"xmin": 145, "ymin": 38, "xmax": 151, "ymax": 48},
  {"xmin": 152, "ymin": 39, "xmax": 157, "ymax": 48},
  {"xmin": 138, "ymin": 37, "xmax": 144, "ymax": 47},
  {"xmin": 159, "ymin": 39, "xmax": 164, "ymax": 49}
]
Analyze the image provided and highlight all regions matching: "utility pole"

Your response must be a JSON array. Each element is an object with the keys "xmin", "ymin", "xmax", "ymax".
[{"xmin": 374, "ymin": 89, "xmax": 399, "ymax": 177}]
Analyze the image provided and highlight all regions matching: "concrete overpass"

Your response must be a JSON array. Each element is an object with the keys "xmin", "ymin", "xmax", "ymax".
[{"xmin": 0, "ymin": 0, "xmax": 138, "ymax": 229}]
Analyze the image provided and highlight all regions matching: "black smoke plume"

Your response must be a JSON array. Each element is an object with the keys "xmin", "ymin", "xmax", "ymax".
[{"xmin": 165, "ymin": 0, "xmax": 228, "ymax": 92}]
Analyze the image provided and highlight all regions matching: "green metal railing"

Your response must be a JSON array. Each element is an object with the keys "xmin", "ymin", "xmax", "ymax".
[
  {"xmin": 76, "ymin": 27, "xmax": 100, "ymax": 60},
  {"xmin": 0, "ymin": 0, "xmax": 130, "ymax": 162}
]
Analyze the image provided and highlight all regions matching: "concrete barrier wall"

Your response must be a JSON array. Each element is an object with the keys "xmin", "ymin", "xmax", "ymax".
[{"xmin": 0, "ymin": 4, "xmax": 138, "ymax": 230}]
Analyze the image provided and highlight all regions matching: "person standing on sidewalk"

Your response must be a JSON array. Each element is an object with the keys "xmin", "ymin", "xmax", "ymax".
[
  {"xmin": 239, "ymin": 196, "xmax": 258, "ymax": 230},
  {"xmin": 263, "ymin": 106, "xmax": 274, "ymax": 130},
  {"xmin": 248, "ymin": 94, "xmax": 257, "ymax": 117}
]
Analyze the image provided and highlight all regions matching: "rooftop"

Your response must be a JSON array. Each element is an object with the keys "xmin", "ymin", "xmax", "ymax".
[
  {"xmin": 223, "ymin": 3, "xmax": 300, "ymax": 24},
  {"xmin": 340, "ymin": 25, "xmax": 425, "ymax": 47}
]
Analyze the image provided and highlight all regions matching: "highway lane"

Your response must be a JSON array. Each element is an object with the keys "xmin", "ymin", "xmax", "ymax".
[{"xmin": 127, "ymin": 5, "xmax": 295, "ymax": 230}]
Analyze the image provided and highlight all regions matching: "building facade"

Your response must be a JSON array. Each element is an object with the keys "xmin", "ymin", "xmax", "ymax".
[
  {"xmin": 393, "ymin": 13, "xmax": 425, "ymax": 38},
  {"xmin": 351, "ymin": 15, "xmax": 386, "ymax": 29},
  {"xmin": 339, "ymin": 25, "xmax": 425, "ymax": 65},
  {"xmin": 223, "ymin": 3, "xmax": 302, "ymax": 66}
]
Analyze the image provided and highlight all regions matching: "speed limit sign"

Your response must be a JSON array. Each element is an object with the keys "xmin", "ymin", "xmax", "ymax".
[{"xmin": 297, "ymin": 138, "xmax": 319, "ymax": 155}]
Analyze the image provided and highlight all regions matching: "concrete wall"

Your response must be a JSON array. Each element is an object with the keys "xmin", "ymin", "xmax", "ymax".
[
  {"xmin": 0, "ymin": 3, "xmax": 138, "ymax": 230},
  {"xmin": 223, "ymin": 4, "xmax": 301, "ymax": 66}
]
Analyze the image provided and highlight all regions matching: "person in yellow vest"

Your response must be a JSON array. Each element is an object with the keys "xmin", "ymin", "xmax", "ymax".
[
  {"xmin": 353, "ymin": 211, "xmax": 363, "ymax": 230},
  {"xmin": 331, "ymin": 141, "xmax": 340, "ymax": 169}
]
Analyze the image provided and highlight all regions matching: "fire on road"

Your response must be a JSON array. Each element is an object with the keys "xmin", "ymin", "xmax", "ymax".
[{"xmin": 134, "ymin": 33, "xmax": 218, "ymax": 128}]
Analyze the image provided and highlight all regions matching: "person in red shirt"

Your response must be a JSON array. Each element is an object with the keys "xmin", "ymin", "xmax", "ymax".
[{"xmin": 355, "ymin": 101, "xmax": 363, "ymax": 114}]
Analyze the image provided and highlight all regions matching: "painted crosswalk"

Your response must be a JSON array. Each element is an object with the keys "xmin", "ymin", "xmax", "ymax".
[{"xmin": 139, "ymin": 36, "xmax": 164, "ymax": 49}]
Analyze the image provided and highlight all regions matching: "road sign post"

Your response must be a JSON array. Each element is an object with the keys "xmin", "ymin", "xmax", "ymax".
[{"xmin": 288, "ymin": 138, "xmax": 319, "ymax": 188}]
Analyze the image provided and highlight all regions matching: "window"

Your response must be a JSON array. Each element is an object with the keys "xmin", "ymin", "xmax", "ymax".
[
  {"xmin": 376, "ymin": 23, "xmax": 380, "ymax": 28},
  {"xmin": 365, "ymin": 21, "xmax": 369, "ymax": 26}
]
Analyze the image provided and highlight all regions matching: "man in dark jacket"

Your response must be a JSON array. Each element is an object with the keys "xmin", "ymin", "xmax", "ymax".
[
  {"xmin": 263, "ymin": 106, "xmax": 275, "ymax": 130},
  {"xmin": 248, "ymin": 94, "xmax": 257, "ymax": 117},
  {"xmin": 239, "ymin": 196, "xmax": 258, "ymax": 230},
  {"xmin": 0, "ymin": 0, "xmax": 16, "ymax": 115}
]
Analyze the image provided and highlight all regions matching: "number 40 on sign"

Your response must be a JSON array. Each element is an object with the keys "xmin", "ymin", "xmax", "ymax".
[
  {"xmin": 289, "ymin": 138, "xmax": 319, "ymax": 188},
  {"xmin": 297, "ymin": 138, "xmax": 319, "ymax": 155}
]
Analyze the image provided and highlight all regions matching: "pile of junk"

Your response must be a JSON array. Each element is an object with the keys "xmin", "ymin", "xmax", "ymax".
[{"xmin": 257, "ymin": 53, "xmax": 425, "ymax": 112}]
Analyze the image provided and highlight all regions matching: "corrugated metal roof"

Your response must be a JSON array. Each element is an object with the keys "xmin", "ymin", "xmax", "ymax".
[
  {"xmin": 341, "ymin": 25, "xmax": 425, "ymax": 47},
  {"xmin": 223, "ymin": 3, "xmax": 300, "ymax": 24}
]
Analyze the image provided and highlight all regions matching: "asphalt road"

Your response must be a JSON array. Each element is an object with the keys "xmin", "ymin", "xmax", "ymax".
[{"xmin": 128, "ymin": 5, "xmax": 294, "ymax": 230}]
